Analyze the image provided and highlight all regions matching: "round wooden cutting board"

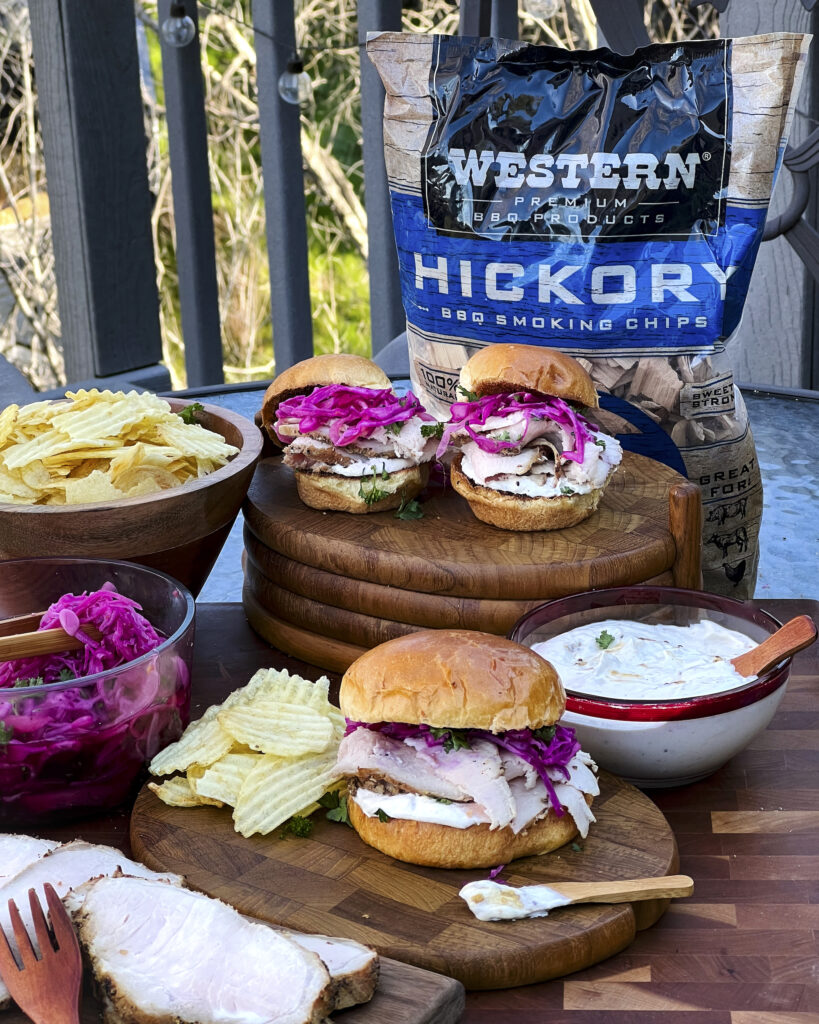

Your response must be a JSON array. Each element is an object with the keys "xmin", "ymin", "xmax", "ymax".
[
  {"xmin": 131, "ymin": 771, "xmax": 680, "ymax": 991},
  {"xmin": 242, "ymin": 452, "xmax": 700, "ymax": 600}
]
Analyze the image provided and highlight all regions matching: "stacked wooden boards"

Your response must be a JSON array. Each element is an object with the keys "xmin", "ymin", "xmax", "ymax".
[{"xmin": 242, "ymin": 452, "xmax": 701, "ymax": 672}]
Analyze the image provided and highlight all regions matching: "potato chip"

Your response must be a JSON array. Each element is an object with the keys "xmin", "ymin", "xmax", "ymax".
[
  {"xmin": 0, "ymin": 404, "xmax": 18, "ymax": 445},
  {"xmin": 148, "ymin": 705, "xmax": 235, "ymax": 776},
  {"xmin": 62, "ymin": 470, "xmax": 127, "ymax": 505},
  {"xmin": 233, "ymin": 752, "xmax": 342, "ymax": 838},
  {"xmin": 148, "ymin": 776, "xmax": 224, "ymax": 808},
  {"xmin": 188, "ymin": 752, "xmax": 261, "ymax": 807},
  {"xmin": 218, "ymin": 699, "xmax": 334, "ymax": 757}
]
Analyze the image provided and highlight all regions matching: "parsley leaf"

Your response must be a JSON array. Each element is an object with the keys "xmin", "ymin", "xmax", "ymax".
[
  {"xmin": 279, "ymin": 815, "xmax": 314, "ymax": 839},
  {"xmin": 532, "ymin": 725, "xmax": 556, "ymax": 745},
  {"xmin": 560, "ymin": 485, "xmax": 575, "ymax": 495},
  {"xmin": 457, "ymin": 385, "xmax": 478, "ymax": 402},
  {"xmin": 395, "ymin": 497, "xmax": 424, "ymax": 520},
  {"xmin": 570, "ymin": 841, "xmax": 583, "ymax": 853},
  {"xmin": 177, "ymin": 401, "xmax": 204, "ymax": 424},
  {"xmin": 0, "ymin": 722, "xmax": 12, "ymax": 746},
  {"xmin": 358, "ymin": 467, "xmax": 389, "ymax": 506},
  {"xmin": 594, "ymin": 438, "xmax": 606, "ymax": 449},
  {"xmin": 321, "ymin": 790, "xmax": 352, "ymax": 827},
  {"xmin": 428, "ymin": 727, "xmax": 471, "ymax": 753},
  {"xmin": 375, "ymin": 808, "xmax": 391, "ymax": 823},
  {"xmin": 326, "ymin": 798, "xmax": 351, "ymax": 827},
  {"xmin": 596, "ymin": 629, "xmax": 616, "ymax": 650},
  {"xmin": 385, "ymin": 421, "xmax": 403, "ymax": 436},
  {"xmin": 420, "ymin": 422, "xmax": 444, "ymax": 439}
]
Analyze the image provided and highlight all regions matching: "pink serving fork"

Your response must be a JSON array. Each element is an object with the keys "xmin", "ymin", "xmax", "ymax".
[{"xmin": 0, "ymin": 883, "xmax": 82, "ymax": 1024}]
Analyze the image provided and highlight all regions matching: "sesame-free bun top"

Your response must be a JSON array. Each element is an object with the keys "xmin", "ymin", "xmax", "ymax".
[
  {"xmin": 459, "ymin": 343, "xmax": 598, "ymax": 409},
  {"xmin": 340, "ymin": 628, "xmax": 565, "ymax": 733},
  {"xmin": 260, "ymin": 353, "xmax": 391, "ymax": 442}
]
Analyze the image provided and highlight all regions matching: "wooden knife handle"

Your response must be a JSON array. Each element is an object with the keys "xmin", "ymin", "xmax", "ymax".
[{"xmin": 551, "ymin": 874, "xmax": 694, "ymax": 904}]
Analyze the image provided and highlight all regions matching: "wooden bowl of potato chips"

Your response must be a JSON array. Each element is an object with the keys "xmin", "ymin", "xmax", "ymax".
[{"xmin": 0, "ymin": 390, "xmax": 263, "ymax": 595}]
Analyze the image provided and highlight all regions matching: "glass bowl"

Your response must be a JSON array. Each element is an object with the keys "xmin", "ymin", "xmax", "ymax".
[
  {"xmin": 0, "ymin": 557, "xmax": 195, "ymax": 824},
  {"xmin": 509, "ymin": 586, "xmax": 791, "ymax": 788}
]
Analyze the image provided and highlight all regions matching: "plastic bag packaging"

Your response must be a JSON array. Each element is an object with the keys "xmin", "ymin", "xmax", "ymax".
[{"xmin": 368, "ymin": 31, "xmax": 810, "ymax": 597}]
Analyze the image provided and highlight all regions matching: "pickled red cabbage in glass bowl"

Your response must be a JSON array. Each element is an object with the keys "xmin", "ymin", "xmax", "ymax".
[{"xmin": 0, "ymin": 558, "xmax": 194, "ymax": 824}]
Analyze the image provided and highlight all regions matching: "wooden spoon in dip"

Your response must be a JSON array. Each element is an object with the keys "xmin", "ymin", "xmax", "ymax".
[{"xmin": 730, "ymin": 614, "xmax": 817, "ymax": 679}]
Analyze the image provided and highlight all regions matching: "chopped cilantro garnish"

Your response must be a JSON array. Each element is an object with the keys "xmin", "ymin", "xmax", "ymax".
[
  {"xmin": 428, "ymin": 726, "xmax": 471, "ymax": 753},
  {"xmin": 395, "ymin": 497, "xmax": 424, "ymax": 520},
  {"xmin": 594, "ymin": 438, "xmax": 606, "ymax": 449},
  {"xmin": 596, "ymin": 629, "xmax": 616, "ymax": 650},
  {"xmin": 570, "ymin": 841, "xmax": 583, "ymax": 853},
  {"xmin": 457, "ymin": 385, "xmax": 478, "ymax": 402},
  {"xmin": 385, "ymin": 421, "xmax": 403, "ymax": 436},
  {"xmin": 177, "ymin": 401, "xmax": 204, "ymax": 424},
  {"xmin": 358, "ymin": 467, "xmax": 389, "ymax": 505},
  {"xmin": 420, "ymin": 422, "xmax": 445, "ymax": 439},
  {"xmin": 375, "ymin": 808, "xmax": 391, "ymax": 823},
  {"xmin": 13, "ymin": 676, "xmax": 44, "ymax": 688},
  {"xmin": 0, "ymin": 721, "xmax": 12, "ymax": 746},
  {"xmin": 434, "ymin": 797, "xmax": 453, "ymax": 805},
  {"xmin": 279, "ymin": 815, "xmax": 314, "ymax": 839},
  {"xmin": 560, "ymin": 485, "xmax": 575, "ymax": 495},
  {"xmin": 532, "ymin": 725, "xmax": 556, "ymax": 744}
]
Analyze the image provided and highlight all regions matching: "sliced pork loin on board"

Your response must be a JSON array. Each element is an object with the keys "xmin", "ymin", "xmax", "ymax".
[
  {"xmin": 0, "ymin": 833, "xmax": 59, "ymax": 883},
  {"xmin": 280, "ymin": 931, "xmax": 379, "ymax": 1010},
  {"xmin": 0, "ymin": 840, "xmax": 183, "ymax": 1012},
  {"xmin": 71, "ymin": 876, "xmax": 334, "ymax": 1024}
]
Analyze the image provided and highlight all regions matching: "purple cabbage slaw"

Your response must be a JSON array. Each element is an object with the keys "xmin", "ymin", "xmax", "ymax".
[
  {"xmin": 0, "ymin": 586, "xmax": 189, "ymax": 821},
  {"xmin": 274, "ymin": 384, "xmax": 434, "ymax": 447},
  {"xmin": 436, "ymin": 392, "xmax": 593, "ymax": 463},
  {"xmin": 345, "ymin": 719, "xmax": 581, "ymax": 818},
  {"xmin": 0, "ymin": 585, "xmax": 164, "ymax": 688}
]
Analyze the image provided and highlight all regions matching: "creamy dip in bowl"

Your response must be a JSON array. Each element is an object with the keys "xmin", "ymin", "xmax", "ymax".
[{"xmin": 509, "ymin": 587, "xmax": 792, "ymax": 788}]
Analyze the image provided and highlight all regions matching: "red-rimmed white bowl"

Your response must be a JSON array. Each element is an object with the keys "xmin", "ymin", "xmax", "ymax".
[{"xmin": 509, "ymin": 586, "xmax": 791, "ymax": 788}]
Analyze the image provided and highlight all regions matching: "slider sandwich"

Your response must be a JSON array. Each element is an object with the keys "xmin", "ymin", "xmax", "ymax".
[
  {"xmin": 441, "ymin": 343, "xmax": 622, "ymax": 530},
  {"xmin": 336, "ymin": 629, "xmax": 598, "ymax": 869},
  {"xmin": 261, "ymin": 353, "xmax": 438, "ymax": 513}
]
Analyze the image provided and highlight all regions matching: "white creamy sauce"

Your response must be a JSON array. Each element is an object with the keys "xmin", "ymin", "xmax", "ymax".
[
  {"xmin": 533, "ymin": 619, "xmax": 757, "ymax": 700},
  {"xmin": 351, "ymin": 789, "xmax": 489, "ymax": 829},
  {"xmin": 459, "ymin": 880, "xmax": 572, "ymax": 921}
]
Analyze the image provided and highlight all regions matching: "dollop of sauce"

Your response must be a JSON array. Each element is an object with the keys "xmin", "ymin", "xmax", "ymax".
[
  {"xmin": 532, "ymin": 619, "xmax": 757, "ymax": 701},
  {"xmin": 459, "ymin": 880, "xmax": 572, "ymax": 921}
]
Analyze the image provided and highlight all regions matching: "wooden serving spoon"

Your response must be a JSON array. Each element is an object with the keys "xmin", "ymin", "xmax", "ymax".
[
  {"xmin": 730, "ymin": 614, "xmax": 817, "ymax": 679},
  {"xmin": 460, "ymin": 874, "xmax": 694, "ymax": 921},
  {"xmin": 0, "ymin": 623, "xmax": 102, "ymax": 663}
]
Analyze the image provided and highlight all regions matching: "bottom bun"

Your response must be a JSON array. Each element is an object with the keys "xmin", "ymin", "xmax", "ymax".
[
  {"xmin": 450, "ymin": 453, "xmax": 603, "ymax": 531},
  {"xmin": 294, "ymin": 463, "xmax": 429, "ymax": 514},
  {"xmin": 348, "ymin": 791, "xmax": 588, "ymax": 869}
]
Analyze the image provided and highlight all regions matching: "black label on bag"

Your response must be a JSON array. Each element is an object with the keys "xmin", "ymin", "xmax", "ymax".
[{"xmin": 422, "ymin": 37, "xmax": 730, "ymax": 242}]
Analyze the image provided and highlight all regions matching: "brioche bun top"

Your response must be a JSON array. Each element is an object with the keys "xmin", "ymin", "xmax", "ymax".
[
  {"xmin": 260, "ymin": 353, "xmax": 391, "ymax": 442},
  {"xmin": 459, "ymin": 343, "xmax": 598, "ymax": 409},
  {"xmin": 340, "ymin": 628, "xmax": 565, "ymax": 733}
]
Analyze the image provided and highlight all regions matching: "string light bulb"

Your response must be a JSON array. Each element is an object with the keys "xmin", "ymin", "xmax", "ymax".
[
  {"xmin": 278, "ymin": 53, "xmax": 313, "ymax": 105},
  {"xmin": 522, "ymin": 0, "xmax": 562, "ymax": 18},
  {"xmin": 161, "ymin": 2, "xmax": 197, "ymax": 47}
]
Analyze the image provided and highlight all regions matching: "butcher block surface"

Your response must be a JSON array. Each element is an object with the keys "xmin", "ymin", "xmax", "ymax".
[
  {"xmin": 131, "ymin": 770, "xmax": 679, "ymax": 991},
  {"xmin": 242, "ymin": 451, "xmax": 700, "ymax": 601}
]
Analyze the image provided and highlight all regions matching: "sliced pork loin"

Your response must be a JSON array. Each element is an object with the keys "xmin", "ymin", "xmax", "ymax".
[
  {"xmin": 71, "ymin": 876, "xmax": 333, "ymax": 1024},
  {"xmin": 338, "ymin": 728, "xmax": 599, "ymax": 837},
  {"xmin": 0, "ymin": 840, "xmax": 184, "ymax": 1012},
  {"xmin": 281, "ymin": 931, "xmax": 379, "ymax": 1010},
  {"xmin": 0, "ymin": 833, "xmax": 59, "ymax": 883}
]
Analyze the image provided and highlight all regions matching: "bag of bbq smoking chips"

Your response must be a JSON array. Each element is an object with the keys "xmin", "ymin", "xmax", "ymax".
[{"xmin": 367, "ymin": 31, "xmax": 810, "ymax": 597}]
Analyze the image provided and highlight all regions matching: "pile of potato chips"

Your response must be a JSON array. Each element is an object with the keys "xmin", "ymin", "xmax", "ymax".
[
  {"xmin": 148, "ymin": 667, "xmax": 344, "ymax": 838},
  {"xmin": 0, "ymin": 389, "xmax": 238, "ymax": 505}
]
